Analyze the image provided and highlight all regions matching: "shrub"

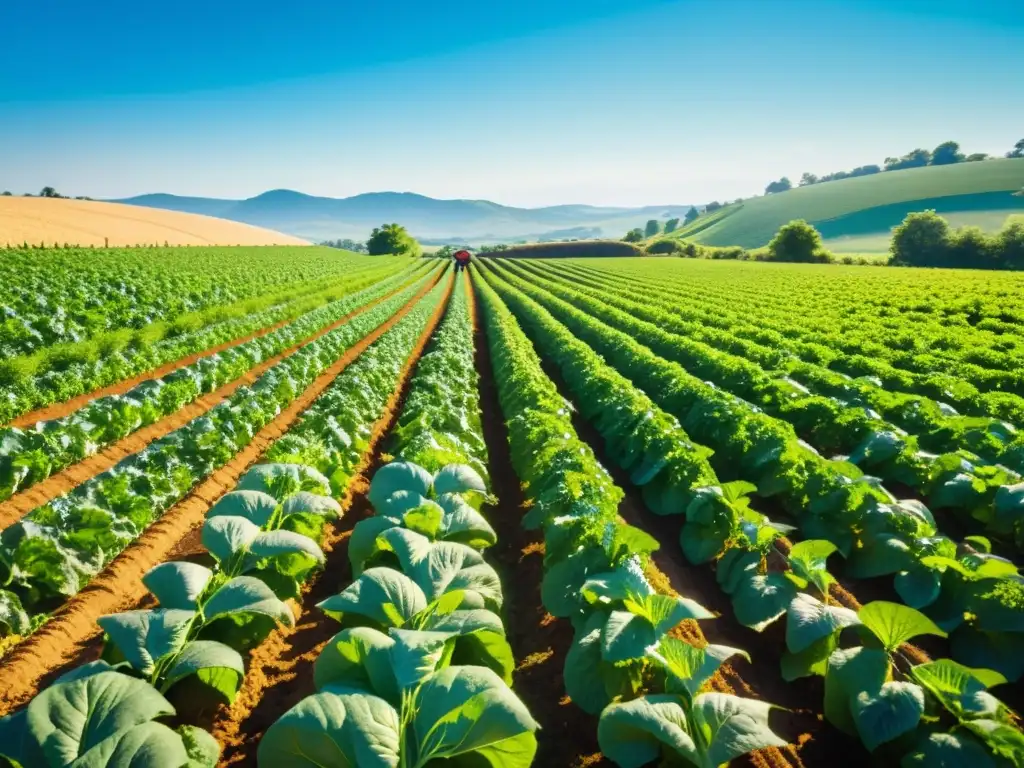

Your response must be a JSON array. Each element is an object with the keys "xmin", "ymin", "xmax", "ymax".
[
  {"xmin": 646, "ymin": 239, "xmax": 683, "ymax": 255},
  {"xmin": 765, "ymin": 220, "xmax": 830, "ymax": 263},
  {"xmin": 890, "ymin": 210, "xmax": 951, "ymax": 267}
]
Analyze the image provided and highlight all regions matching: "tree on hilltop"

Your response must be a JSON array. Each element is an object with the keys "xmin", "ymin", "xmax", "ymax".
[
  {"xmin": 39, "ymin": 187, "xmax": 62, "ymax": 198},
  {"xmin": 930, "ymin": 141, "xmax": 965, "ymax": 166},
  {"xmin": 1008, "ymin": 139, "xmax": 1024, "ymax": 159},
  {"xmin": 367, "ymin": 223, "xmax": 420, "ymax": 256},
  {"xmin": 765, "ymin": 177, "xmax": 792, "ymax": 195},
  {"xmin": 799, "ymin": 173, "xmax": 818, "ymax": 186},
  {"xmin": 664, "ymin": 217, "xmax": 681, "ymax": 233},
  {"xmin": 1, "ymin": 191, "xmax": 11, "ymax": 196},
  {"xmin": 623, "ymin": 228, "xmax": 644, "ymax": 243},
  {"xmin": 644, "ymin": 219, "xmax": 661, "ymax": 238},
  {"xmin": 966, "ymin": 153, "xmax": 990, "ymax": 162},
  {"xmin": 684, "ymin": 206, "xmax": 699, "ymax": 224},
  {"xmin": 884, "ymin": 149, "xmax": 931, "ymax": 171}
]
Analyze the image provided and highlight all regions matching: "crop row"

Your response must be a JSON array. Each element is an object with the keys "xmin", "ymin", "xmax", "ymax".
[
  {"xmin": 0, "ymin": 258, "xmax": 410, "ymax": 424},
  {"xmin": 258, "ymin": 272, "xmax": 541, "ymax": 766},
  {"xmin": 0, "ymin": 270, "xmax": 441, "ymax": 642},
  {"xmin": 0, "ymin": 246, "xmax": 383, "ymax": 359},
  {"xmin": 477, "ymin": 262, "xmax": 1024, "ymax": 764},
  {"xmin": 0, "ymin": 273, "xmax": 452, "ymax": 768},
  {"xmin": 0, "ymin": 262, "xmax": 424, "ymax": 505},
  {"xmin": 481, "ymin": 259, "xmax": 1024, "ymax": 684},
  {"xmin": 559, "ymin": 259, "xmax": 1024, "ymax": 424},
  {"xmin": 510, "ymin": 258, "xmax": 1024, "ymax": 552},
  {"xmin": 473, "ymin": 270, "xmax": 793, "ymax": 767}
]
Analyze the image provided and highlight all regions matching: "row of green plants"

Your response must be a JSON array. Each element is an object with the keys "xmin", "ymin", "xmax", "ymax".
[
  {"xmin": 511, "ymin": 258, "xmax": 1024, "ymax": 551},
  {"xmin": 0, "ymin": 272, "xmax": 441, "ymax": 644},
  {"xmin": 0, "ymin": 274, "xmax": 452, "ymax": 768},
  {"xmin": 553, "ymin": 258, "xmax": 1024, "ymax": 425},
  {"xmin": 258, "ymin": 274, "xmax": 541, "ymax": 766},
  {"xmin": 0, "ymin": 259, "xmax": 412, "ymax": 423},
  {"xmin": 0, "ymin": 247, "xmax": 379, "ymax": 362},
  {"xmin": 481, "ymin": 259, "xmax": 1024, "ymax": 684},
  {"xmin": 478, "ymin": 263, "xmax": 1024, "ymax": 765},
  {"xmin": 474, "ymin": 270, "xmax": 790, "ymax": 767},
  {"xmin": 0, "ymin": 263, "xmax": 426, "ymax": 504}
]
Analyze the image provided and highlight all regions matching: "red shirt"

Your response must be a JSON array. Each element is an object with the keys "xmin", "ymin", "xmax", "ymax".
[{"xmin": 454, "ymin": 250, "xmax": 471, "ymax": 263}]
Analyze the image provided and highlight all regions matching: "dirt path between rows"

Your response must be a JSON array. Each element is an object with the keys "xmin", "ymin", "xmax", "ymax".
[
  {"xmin": 468, "ymin": 272, "xmax": 610, "ymax": 767},
  {"xmin": 210, "ymin": 273, "xmax": 454, "ymax": 766},
  {"xmin": 0, "ymin": 274, "xmax": 423, "ymax": 532},
  {"xmin": 0, "ymin": 271, "xmax": 445, "ymax": 719}
]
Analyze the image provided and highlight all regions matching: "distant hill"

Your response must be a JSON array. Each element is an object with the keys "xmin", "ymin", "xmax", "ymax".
[
  {"xmin": 666, "ymin": 159, "xmax": 1024, "ymax": 252},
  {"xmin": 113, "ymin": 190, "xmax": 696, "ymax": 243},
  {"xmin": 0, "ymin": 197, "xmax": 309, "ymax": 247}
]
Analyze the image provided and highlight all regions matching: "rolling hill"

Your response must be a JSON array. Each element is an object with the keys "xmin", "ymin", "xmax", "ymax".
[
  {"xmin": 0, "ymin": 197, "xmax": 309, "ymax": 247},
  {"xmin": 113, "ymin": 190, "xmax": 696, "ymax": 243},
  {"xmin": 672, "ymin": 158, "xmax": 1024, "ymax": 252}
]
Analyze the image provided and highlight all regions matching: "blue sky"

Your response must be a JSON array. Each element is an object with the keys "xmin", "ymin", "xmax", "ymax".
[{"xmin": 1, "ymin": 0, "xmax": 1021, "ymax": 207}]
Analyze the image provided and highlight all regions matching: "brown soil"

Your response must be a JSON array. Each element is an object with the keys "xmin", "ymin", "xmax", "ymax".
[
  {"xmin": 0, "ymin": 271, "xmax": 445, "ymax": 719},
  {"xmin": 210, "ymin": 271, "xmax": 454, "ymax": 766},
  {"xmin": 467, "ymin": 272, "xmax": 609, "ymax": 767},
  {"xmin": 0, "ymin": 276, "xmax": 422, "ymax": 531}
]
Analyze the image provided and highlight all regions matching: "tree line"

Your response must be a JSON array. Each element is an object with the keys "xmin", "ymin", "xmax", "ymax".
[
  {"xmin": 0, "ymin": 187, "xmax": 92, "ymax": 200},
  {"xmin": 763, "ymin": 137, "xmax": 1024, "ymax": 196}
]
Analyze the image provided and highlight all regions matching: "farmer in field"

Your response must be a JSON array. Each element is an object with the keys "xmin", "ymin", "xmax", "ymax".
[{"xmin": 453, "ymin": 249, "xmax": 472, "ymax": 273}]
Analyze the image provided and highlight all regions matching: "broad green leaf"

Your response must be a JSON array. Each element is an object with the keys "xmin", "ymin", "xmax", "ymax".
[
  {"xmin": 851, "ymin": 681, "xmax": 925, "ymax": 752},
  {"xmin": 910, "ymin": 659, "xmax": 1006, "ymax": 718},
  {"xmin": 731, "ymin": 572, "xmax": 797, "ymax": 631},
  {"xmin": 581, "ymin": 565, "xmax": 654, "ymax": 606},
  {"xmin": 901, "ymin": 732, "xmax": 996, "ymax": 768},
  {"xmin": 237, "ymin": 463, "xmax": 331, "ymax": 498},
  {"xmin": 858, "ymin": 601, "xmax": 947, "ymax": 651},
  {"xmin": 97, "ymin": 609, "xmax": 195, "ymax": 676},
  {"xmin": 598, "ymin": 694, "xmax": 698, "ymax": 768},
  {"xmin": 564, "ymin": 612, "xmax": 615, "ymax": 716},
  {"xmin": 388, "ymin": 628, "xmax": 453, "ymax": 690},
  {"xmin": 0, "ymin": 589, "xmax": 30, "ymax": 635},
  {"xmin": 368, "ymin": 462, "xmax": 433, "ymax": 509},
  {"xmin": 435, "ymin": 495, "xmax": 497, "ymax": 549},
  {"xmin": 25, "ymin": 671, "xmax": 176, "ymax": 767},
  {"xmin": 540, "ymin": 546, "xmax": 608, "ymax": 617},
  {"xmin": 178, "ymin": 725, "xmax": 220, "ymax": 768},
  {"xmin": 412, "ymin": 665, "xmax": 538, "ymax": 766},
  {"xmin": 68, "ymin": 720, "xmax": 188, "ymax": 768},
  {"xmin": 313, "ymin": 627, "xmax": 399, "ymax": 704},
  {"xmin": 248, "ymin": 530, "xmax": 325, "ymax": 566},
  {"xmin": 604, "ymin": 595, "xmax": 712, "ymax": 664},
  {"xmin": 162, "ymin": 640, "xmax": 245, "ymax": 704},
  {"xmin": 142, "ymin": 562, "xmax": 213, "ymax": 611},
  {"xmin": 950, "ymin": 625, "xmax": 1024, "ymax": 682},
  {"xmin": 962, "ymin": 718, "xmax": 1024, "ymax": 764},
  {"xmin": 657, "ymin": 637, "xmax": 749, "ymax": 698},
  {"xmin": 823, "ymin": 646, "xmax": 889, "ymax": 736},
  {"xmin": 377, "ymin": 490, "xmax": 430, "ymax": 519},
  {"xmin": 318, "ymin": 568, "xmax": 427, "ymax": 629},
  {"xmin": 201, "ymin": 515, "xmax": 259, "ymax": 565},
  {"xmin": 785, "ymin": 593, "xmax": 860, "ymax": 654},
  {"xmin": 348, "ymin": 516, "xmax": 400, "ymax": 576},
  {"xmin": 206, "ymin": 490, "xmax": 278, "ymax": 527},
  {"xmin": 281, "ymin": 491, "xmax": 341, "ymax": 520},
  {"xmin": 781, "ymin": 632, "xmax": 838, "ymax": 681},
  {"xmin": 894, "ymin": 566, "xmax": 943, "ymax": 609},
  {"xmin": 402, "ymin": 502, "xmax": 445, "ymax": 540},
  {"xmin": 694, "ymin": 691, "xmax": 787, "ymax": 766},
  {"xmin": 203, "ymin": 576, "xmax": 294, "ymax": 627},
  {"xmin": 787, "ymin": 539, "xmax": 838, "ymax": 595},
  {"xmin": 433, "ymin": 463, "xmax": 487, "ymax": 496},
  {"xmin": 257, "ymin": 690, "xmax": 401, "ymax": 768}
]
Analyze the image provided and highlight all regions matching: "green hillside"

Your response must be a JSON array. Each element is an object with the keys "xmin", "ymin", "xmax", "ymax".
[{"xmin": 676, "ymin": 158, "xmax": 1024, "ymax": 250}]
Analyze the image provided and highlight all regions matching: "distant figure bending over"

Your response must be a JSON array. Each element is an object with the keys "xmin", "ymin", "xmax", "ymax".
[{"xmin": 453, "ymin": 249, "xmax": 472, "ymax": 273}]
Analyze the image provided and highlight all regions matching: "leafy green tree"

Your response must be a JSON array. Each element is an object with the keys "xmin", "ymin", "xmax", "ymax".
[
  {"xmin": 644, "ymin": 219, "xmax": 661, "ymax": 237},
  {"xmin": 623, "ymin": 228, "xmax": 644, "ymax": 243},
  {"xmin": 1007, "ymin": 138, "xmax": 1024, "ymax": 159},
  {"xmin": 684, "ymin": 206, "xmax": 699, "ymax": 224},
  {"xmin": 366, "ymin": 223, "xmax": 420, "ymax": 256},
  {"xmin": 890, "ymin": 210, "xmax": 951, "ymax": 266},
  {"xmin": 39, "ymin": 187, "xmax": 61, "ymax": 198},
  {"xmin": 884, "ymin": 149, "xmax": 931, "ymax": 171},
  {"xmin": 764, "ymin": 177, "xmax": 792, "ymax": 195},
  {"xmin": 664, "ymin": 217, "xmax": 680, "ymax": 233},
  {"xmin": 799, "ymin": 173, "xmax": 818, "ymax": 186},
  {"xmin": 0, "ymin": 191, "xmax": 11, "ymax": 196},
  {"xmin": 705, "ymin": 201, "xmax": 722, "ymax": 213},
  {"xmin": 930, "ymin": 141, "xmax": 965, "ymax": 166},
  {"xmin": 766, "ymin": 220, "xmax": 828, "ymax": 263},
  {"xmin": 998, "ymin": 216, "xmax": 1024, "ymax": 268},
  {"xmin": 966, "ymin": 153, "xmax": 990, "ymax": 162}
]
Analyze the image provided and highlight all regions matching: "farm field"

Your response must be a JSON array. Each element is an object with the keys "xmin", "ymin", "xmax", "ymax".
[
  {"xmin": 0, "ymin": 250, "xmax": 1022, "ymax": 768},
  {"xmin": 0, "ymin": 197, "xmax": 310, "ymax": 247}
]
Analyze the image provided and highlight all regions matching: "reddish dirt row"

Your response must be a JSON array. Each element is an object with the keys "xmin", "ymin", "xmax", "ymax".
[
  {"xmin": 468, "ymin": 273, "xmax": 610, "ymax": 767},
  {"xmin": 0, "ymin": 274, "xmax": 423, "ymax": 531},
  {"xmin": 0, "ymin": 271, "xmax": 446, "ymax": 719},
  {"xmin": 210, "ymin": 273, "xmax": 455, "ymax": 766}
]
